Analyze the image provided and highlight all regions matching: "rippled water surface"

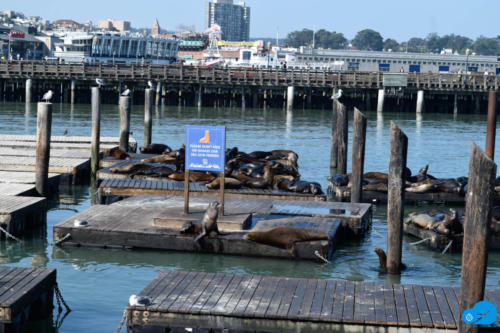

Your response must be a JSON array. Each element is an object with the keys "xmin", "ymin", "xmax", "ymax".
[{"xmin": 1, "ymin": 102, "xmax": 500, "ymax": 332}]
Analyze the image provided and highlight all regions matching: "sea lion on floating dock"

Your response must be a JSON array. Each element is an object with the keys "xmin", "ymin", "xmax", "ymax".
[
  {"xmin": 328, "ymin": 175, "xmax": 349, "ymax": 187},
  {"xmin": 245, "ymin": 163, "xmax": 274, "ymax": 189},
  {"xmin": 243, "ymin": 227, "xmax": 330, "ymax": 256},
  {"xmin": 139, "ymin": 143, "xmax": 172, "ymax": 154},
  {"xmin": 194, "ymin": 202, "xmax": 221, "ymax": 244},
  {"xmin": 103, "ymin": 147, "xmax": 130, "ymax": 159},
  {"xmin": 288, "ymin": 181, "xmax": 323, "ymax": 195},
  {"xmin": 130, "ymin": 165, "xmax": 174, "ymax": 178},
  {"xmin": 180, "ymin": 220, "xmax": 202, "ymax": 235},
  {"xmin": 206, "ymin": 177, "xmax": 242, "ymax": 189},
  {"xmin": 405, "ymin": 179, "xmax": 435, "ymax": 193},
  {"xmin": 404, "ymin": 214, "xmax": 436, "ymax": 229},
  {"xmin": 363, "ymin": 183, "xmax": 388, "ymax": 192},
  {"xmin": 141, "ymin": 155, "xmax": 176, "ymax": 164},
  {"xmin": 111, "ymin": 162, "xmax": 145, "ymax": 174},
  {"xmin": 364, "ymin": 172, "xmax": 388, "ymax": 181}
]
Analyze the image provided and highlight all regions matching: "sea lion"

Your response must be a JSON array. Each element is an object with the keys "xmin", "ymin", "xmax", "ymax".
[
  {"xmin": 328, "ymin": 175, "xmax": 349, "ymax": 187},
  {"xmin": 276, "ymin": 178, "xmax": 292, "ymax": 190},
  {"xmin": 246, "ymin": 163, "xmax": 274, "ymax": 189},
  {"xmin": 168, "ymin": 172, "xmax": 185, "ymax": 181},
  {"xmin": 373, "ymin": 248, "xmax": 406, "ymax": 270},
  {"xmin": 243, "ymin": 227, "xmax": 330, "ymax": 256},
  {"xmin": 103, "ymin": 146, "xmax": 125, "ymax": 157},
  {"xmin": 434, "ymin": 179, "xmax": 463, "ymax": 195},
  {"xmin": 174, "ymin": 146, "xmax": 185, "ymax": 171},
  {"xmin": 404, "ymin": 214, "xmax": 436, "ymax": 229},
  {"xmin": 139, "ymin": 143, "xmax": 172, "ymax": 154},
  {"xmin": 180, "ymin": 220, "xmax": 202, "ymax": 235},
  {"xmin": 226, "ymin": 147, "xmax": 239, "ymax": 161},
  {"xmin": 273, "ymin": 175, "xmax": 295, "ymax": 188},
  {"xmin": 111, "ymin": 162, "xmax": 145, "ymax": 174},
  {"xmin": 194, "ymin": 202, "xmax": 221, "ymax": 244},
  {"xmin": 249, "ymin": 151, "xmax": 273, "ymax": 160},
  {"xmin": 109, "ymin": 148, "xmax": 130, "ymax": 160},
  {"xmin": 130, "ymin": 165, "xmax": 174, "ymax": 178},
  {"xmin": 405, "ymin": 179, "xmax": 435, "ymax": 193},
  {"xmin": 232, "ymin": 170, "xmax": 254, "ymax": 183},
  {"xmin": 288, "ymin": 181, "xmax": 324, "ymax": 195},
  {"xmin": 431, "ymin": 221, "xmax": 451, "ymax": 235},
  {"xmin": 189, "ymin": 171, "xmax": 217, "ymax": 183},
  {"xmin": 364, "ymin": 172, "xmax": 388, "ymax": 181},
  {"xmin": 363, "ymin": 183, "xmax": 388, "ymax": 193},
  {"xmin": 141, "ymin": 155, "xmax": 176, "ymax": 164},
  {"xmin": 206, "ymin": 177, "xmax": 243, "ymax": 189}
]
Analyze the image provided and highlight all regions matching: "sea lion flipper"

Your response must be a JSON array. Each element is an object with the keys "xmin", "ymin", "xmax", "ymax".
[{"xmin": 286, "ymin": 243, "xmax": 297, "ymax": 257}]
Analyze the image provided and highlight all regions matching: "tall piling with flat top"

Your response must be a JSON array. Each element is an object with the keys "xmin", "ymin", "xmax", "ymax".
[
  {"xmin": 155, "ymin": 82, "xmax": 161, "ymax": 106},
  {"xmin": 25, "ymin": 78, "xmax": 32, "ymax": 103},
  {"xmin": 35, "ymin": 102, "xmax": 52, "ymax": 196},
  {"xmin": 241, "ymin": 88, "xmax": 246, "ymax": 109},
  {"xmin": 287, "ymin": 86, "xmax": 295, "ymax": 110},
  {"xmin": 336, "ymin": 101, "xmax": 348, "ymax": 175},
  {"xmin": 330, "ymin": 100, "xmax": 339, "ymax": 171},
  {"xmin": 90, "ymin": 87, "xmax": 101, "ymax": 182},
  {"xmin": 458, "ymin": 143, "xmax": 496, "ymax": 333},
  {"xmin": 377, "ymin": 89, "xmax": 385, "ymax": 112},
  {"xmin": 351, "ymin": 108, "xmax": 367, "ymax": 203},
  {"xmin": 416, "ymin": 90, "xmax": 424, "ymax": 113},
  {"xmin": 119, "ymin": 96, "xmax": 131, "ymax": 152},
  {"xmin": 485, "ymin": 91, "xmax": 497, "ymax": 159},
  {"xmin": 144, "ymin": 88, "xmax": 153, "ymax": 147},
  {"xmin": 454, "ymin": 93, "xmax": 458, "ymax": 114},
  {"xmin": 386, "ymin": 122, "xmax": 408, "ymax": 274},
  {"xmin": 70, "ymin": 80, "xmax": 76, "ymax": 104}
]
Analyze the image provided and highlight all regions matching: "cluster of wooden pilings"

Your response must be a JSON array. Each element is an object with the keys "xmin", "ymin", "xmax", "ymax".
[{"xmin": 0, "ymin": 76, "xmax": 497, "ymax": 113}]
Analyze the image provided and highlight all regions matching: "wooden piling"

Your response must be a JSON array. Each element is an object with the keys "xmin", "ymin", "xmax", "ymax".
[
  {"xmin": 119, "ymin": 95, "xmax": 131, "ymax": 152},
  {"xmin": 144, "ymin": 88, "xmax": 153, "ymax": 147},
  {"xmin": 336, "ymin": 101, "xmax": 348, "ymax": 175},
  {"xmin": 184, "ymin": 169, "xmax": 190, "ymax": 214},
  {"xmin": 386, "ymin": 122, "xmax": 408, "ymax": 274},
  {"xmin": 458, "ymin": 143, "xmax": 496, "ymax": 333},
  {"xmin": 155, "ymin": 82, "xmax": 161, "ymax": 106},
  {"xmin": 25, "ymin": 78, "xmax": 32, "ymax": 103},
  {"xmin": 351, "ymin": 108, "xmax": 367, "ymax": 203},
  {"xmin": 377, "ymin": 89, "xmax": 385, "ymax": 112},
  {"xmin": 330, "ymin": 100, "xmax": 338, "ymax": 171},
  {"xmin": 90, "ymin": 87, "xmax": 101, "ymax": 181},
  {"xmin": 35, "ymin": 102, "xmax": 52, "ymax": 196},
  {"xmin": 70, "ymin": 80, "xmax": 75, "ymax": 104},
  {"xmin": 485, "ymin": 91, "xmax": 497, "ymax": 159},
  {"xmin": 219, "ymin": 171, "xmax": 225, "ymax": 216}
]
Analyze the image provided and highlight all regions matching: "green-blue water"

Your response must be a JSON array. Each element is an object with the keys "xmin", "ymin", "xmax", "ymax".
[{"xmin": 1, "ymin": 102, "xmax": 500, "ymax": 332}]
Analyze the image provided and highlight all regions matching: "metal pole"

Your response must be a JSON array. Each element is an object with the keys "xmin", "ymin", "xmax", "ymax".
[{"xmin": 485, "ymin": 91, "xmax": 497, "ymax": 159}]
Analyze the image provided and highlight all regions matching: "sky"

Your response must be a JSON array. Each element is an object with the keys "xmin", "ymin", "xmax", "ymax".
[{"xmin": 8, "ymin": 0, "xmax": 499, "ymax": 42}]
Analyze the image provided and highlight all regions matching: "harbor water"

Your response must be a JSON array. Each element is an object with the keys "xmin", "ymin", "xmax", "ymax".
[{"xmin": 1, "ymin": 102, "xmax": 500, "ymax": 332}]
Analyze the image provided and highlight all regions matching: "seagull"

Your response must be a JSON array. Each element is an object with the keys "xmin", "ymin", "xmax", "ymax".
[
  {"xmin": 331, "ymin": 89, "xmax": 343, "ymax": 100},
  {"xmin": 121, "ymin": 88, "xmax": 131, "ymax": 96},
  {"xmin": 129, "ymin": 294, "xmax": 152, "ymax": 307},
  {"xmin": 63, "ymin": 129, "xmax": 68, "ymax": 136},
  {"xmin": 147, "ymin": 81, "xmax": 153, "ymax": 89},
  {"xmin": 42, "ymin": 90, "xmax": 53, "ymax": 103},
  {"xmin": 73, "ymin": 219, "xmax": 89, "ymax": 227},
  {"xmin": 96, "ymin": 78, "xmax": 105, "ymax": 87}
]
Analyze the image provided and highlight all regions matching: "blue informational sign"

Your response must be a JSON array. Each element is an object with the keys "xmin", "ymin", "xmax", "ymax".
[{"xmin": 185, "ymin": 125, "xmax": 226, "ymax": 172}]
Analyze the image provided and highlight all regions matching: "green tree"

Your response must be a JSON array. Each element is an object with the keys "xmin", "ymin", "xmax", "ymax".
[
  {"xmin": 315, "ymin": 29, "xmax": 347, "ymax": 49},
  {"xmin": 383, "ymin": 38, "xmax": 399, "ymax": 51},
  {"xmin": 352, "ymin": 29, "xmax": 383, "ymax": 51},
  {"xmin": 405, "ymin": 37, "xmax": 426, "ymax": 52},
  {"xmin": 285, "ymin": 29, "xmax": 314, "ymax": 47},
  {"xmin": 473, "ymin": 36, "xmax": 500, "ymax": 55},
  {"xmin": 425, "ymin": 33, "xmax": 446, "ymax": 53}
]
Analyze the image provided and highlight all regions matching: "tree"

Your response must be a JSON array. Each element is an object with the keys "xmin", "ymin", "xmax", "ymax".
[
  {"xmin": 315, "ymin": 29, "xmax": 347, "ymax": 49},
  {"xmin": 425, "ymin": 33, "xmax": 446, "ymax": 53},
  {"xmin": 352, "ymin": 29, "xmax": 383, "ymax": 51},
  {"xmin": 286, "ymin": 29, "xmax": 314, "ymax": 47},
  {"xmin": 405, "ymin": 37, "xmax": 426, "ymax": 53},
  {"xmin": 383, "ymin": 38, "xmax": 399, "ymax": 52},
  {"xmin": 473, "ymin": 36, "xmax": 500, "ymax": 55}
]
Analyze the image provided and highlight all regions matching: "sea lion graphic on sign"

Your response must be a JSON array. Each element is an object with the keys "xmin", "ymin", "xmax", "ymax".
[{"xmin": 199, "ymin": 130, "xmax": 210, "ymax": 144}]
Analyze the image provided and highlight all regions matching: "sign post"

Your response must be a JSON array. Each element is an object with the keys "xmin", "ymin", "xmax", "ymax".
[{"xmin": 185, "ymin": 125, "xmax": 226, "ymax": 215}]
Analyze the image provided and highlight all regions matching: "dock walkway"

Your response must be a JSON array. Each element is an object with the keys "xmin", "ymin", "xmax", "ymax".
[
  {"xmin": 127, "ymin": 270, "xmax": 500, "ymax": 332},
  {"xmin": 0, "ymin": 266, "xmax": 56, "ymax": 330}
]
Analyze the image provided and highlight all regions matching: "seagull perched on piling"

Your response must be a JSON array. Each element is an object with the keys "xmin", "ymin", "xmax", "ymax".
[
  {"xmin": 129, "ymin": 294, "xmax": 152, "ymax": 306},
  {"xmin": 147, "ymin": 81, "xmax": 153, "ymax": 89},
  {"xmin": 121, "ymin": 88, "xmax": 131, "ymax": 96},
  {"xmin": 331, "ymin": 89, "xmax": 343, "ymax": 100},
  {"xmin": 95, "ymin": 78, "xmax": 105, "ymax": 87},
  {"xmin": 42, "ymin": 90, "xmax": 53, "ymax": 103}
]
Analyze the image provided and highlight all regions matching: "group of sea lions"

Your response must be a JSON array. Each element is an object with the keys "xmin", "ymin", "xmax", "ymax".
[
  {"xmin": 106, "ymin": 143, "xmax": 324, "ymax": 195},
  {"xmin": 181, "ymin": 201, "xmax": 330, "ymax": 256},
  {"xmin": 404, "ymin": 208, "xmax": 463, "ymax": 236},
  {"xmin": 329, "ymin": 165, "xmax": 468, "ymax": 195}
]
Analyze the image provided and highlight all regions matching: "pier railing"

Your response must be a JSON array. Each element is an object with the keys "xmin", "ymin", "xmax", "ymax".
[{"xmin": 0, "ymin": 61, "xmax": 497, "ymax": 91}]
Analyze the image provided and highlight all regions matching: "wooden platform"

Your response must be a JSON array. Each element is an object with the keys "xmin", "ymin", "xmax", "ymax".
[
  {"xmin": 0, "ymin": 184, "xmax": 35, "ymax": 196},
  {"xmin": 0, "ymin": 156, "xmax": 89, "ymax": 174},
  {"xmin": 0, "ymin": 267, "xmax": 56, "ymax": 331},
  {"xmin": 0, "ymin": 147, "xmax": 91, "ymax": 159},
  {"xmin": 0, "ymin": 171, "xmax": 60, "ymax": 187},
  {"xmin": 0, "ymin": 196, "xmax": 47, "ymax": 237},
  {"xmin": 52, "ymin": 195, "xmax": 356, "ymax": 260},
  {"xmin": 98, "ymin": 178, "xmax": 327, "ymax": 203},
  {"xmin": 404, "ymin": 223, "xmax": 463, "ymax": 253},
  {"xmin": 126, "ymin": 270, "xmax": 500, "ymax": 332}
]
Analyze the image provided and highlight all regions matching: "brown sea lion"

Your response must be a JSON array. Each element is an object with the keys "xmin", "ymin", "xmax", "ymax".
[
  {"xmin": 168, "ymin": 172, "xmax": 185, "ymax": 181},
  {"xmin": 110, "ymin": 162, "xmax": 144, "ymax": 173},
  {"xmin": 276, "ymin": 178, "xmax": 292, "ymax": 190},
  {"xmin": 243, "ymin": 227, "xmax": 330, "ymax": 256},
  {"xmin": 130, "ymin": 165, "xmax": 174, "ymax": 178},
  {"xmin": 206, "ymin": 177, "xmax": 243, "ymax": 189},
  {"xmin": 405, "ymin": 179, "xmax": 435, "ymax": 193},
  {"xmin": 363, "ymin": 183, "xmax": 388, "ymax": 192},
  {"xmin": 273, "ymin": 175, "xmax": 295, "ymax": 187},
  {"xmin": 194, "ymin": 202, "xmax": 221, "ymax": 244},
  {"xmin": 364, "ymin": 172, "xmax": 388, "ymax": 181},
  {"xmin": 232, "ymin": 170, "xmax": 254, "ymax": 183},
  {"xmin": 189, "ymin": 171, "xmax": 216, "ymax": 183},
  {"xmin": 109, "ymin": 148, "xmax": 130, "ymax": 160},
  {"xmin": 103, "ymin": 146, "xmax": 122, "ymax": 157},
  {"xmin": 404, "ymin": 214, "xmax": 436, "ymax": 229},
  {"xmin": 141, "ymin": 155, "xmax": 177, "ymax": 164},
  {"xmin": 139, "ymin": 143, "xmax": 172, "ymax": 154},
  {"xmin": 434, "ymin": 179, "xmax": 463, "ymax": 195},
  {"xmin": 288, "ymin": 181, "xmax": 324, "ymax": 195},
  {"xmin": 373, "ymin": 248, "xmax": 406, "ymax": 270},
  {"xmin": 431, "ymin": 221, "xmax": 451, "ymax": 235},
  {"xmin": 180, "ymin": 220, "xmax": 201, "ymax": 235}
]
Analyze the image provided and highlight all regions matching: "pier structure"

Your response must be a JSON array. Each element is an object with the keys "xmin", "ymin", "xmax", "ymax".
[{"xmin": 1, "ymin": 61, "xmax": 498, "ymax": 113}]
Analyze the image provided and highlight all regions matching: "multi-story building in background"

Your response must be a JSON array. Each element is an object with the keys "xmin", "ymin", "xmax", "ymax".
[
  {"xmin": 205, "ymin": 0, "xmax": 250, "ymax": 41},
  {"xmin": 97, "ymin": 19, "xmax": 131, "ymax": 32}
]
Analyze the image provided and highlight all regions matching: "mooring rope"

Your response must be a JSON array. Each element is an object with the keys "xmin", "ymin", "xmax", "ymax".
[
  {"xmin": 409, "ymin": 237, "xmax": 431, "ymax": 246},
  {"xmin": 115, "ymin": 308, "xmax": 130, "ymax": 333},
  {"xmin": 0, "ymin": 225, "xmax": 21, "ymax": 242},
  {"xmin": 54, "ymin": 282, "xmax": 71, "ymax": 313},
  {"xmin": 53, "ymin": 233, "xmax": 71, "ymax": 246},
  {"xmin": 314, "ymin": 250, "xmax": 330, "ymax": 264},
  {"xmin": 441, "ymin": 240, "xmax": 453, "ymax": 255}
]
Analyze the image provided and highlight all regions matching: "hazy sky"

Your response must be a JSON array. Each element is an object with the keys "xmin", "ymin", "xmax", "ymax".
[{"xmin": 8, "ymin": 0, "xmax": 499, "ymax": 41}]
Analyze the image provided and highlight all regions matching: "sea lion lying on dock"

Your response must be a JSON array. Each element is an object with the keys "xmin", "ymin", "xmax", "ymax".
[
  {"xmin": 288, "ymin": 181, "xmax": 324, "ymax": 195},
  {"xmin": 110, "ymin": 162, "xmax": 174, "ymax": 178},
  {"xmin": 139, "ymin": 143, "xmax": 172, "ymax": 154},
  {"xmin": 141, "ymin": 155, "xmax": 177, "ymax": 164},
  {"xmin": 243, "ymin": 227, "xmax": 330, "ymax": 256},
  {"xmin": 180, "ymin": 220, "xmax": 202, "ymax": 235},
  {"xmin": 103, "ymin": 147, "xmax": 130, "ymax": 160},
  {"xmin": 206, "ymin": 177, "xmax": 243, "ymax": 189}
]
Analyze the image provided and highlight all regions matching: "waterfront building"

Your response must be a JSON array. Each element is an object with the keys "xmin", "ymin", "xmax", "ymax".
[
  {"xmin": 52, "ymin": 32, "xmax": 178, "ymax": 64},
  {"xmin": 152, "ymin": 18, "xmax": 161, "ymax": 36},
  {"xmin": 205, "ymin": 0, "xmax": 250, "ymax": 41},
  {"xmin": 97, "ymin": 19, "xmax": 131, "ymax": 32},
  {"xmin": 0, "ymin": 24, "xmax": 46, "ymax": 60}
]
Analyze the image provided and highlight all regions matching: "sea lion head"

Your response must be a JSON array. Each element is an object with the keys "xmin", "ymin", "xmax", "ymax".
[
  {"xmin": 418, "ymin": 165, "xmax": 429, "ymax": 176},
  {"xmin": 309, "ymin": 182, "xmax": 324, "ymax": 195},
  {"xmin": 180, "ymin": 221, "xmax": 196, "ymax": 234}
]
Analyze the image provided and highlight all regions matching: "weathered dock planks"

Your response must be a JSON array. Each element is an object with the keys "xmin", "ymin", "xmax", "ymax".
[
  {"xmin": 126, "ymin": 270, "xmax": 500, "ymax": 331},
  {"xmin": 52, "ymin": 195, "xmax": 366, "ymax": 260},
  {"xmin": 0, "ymin": 156, "xmax": 89, "ymax": 175},
  {"xmin": 0, "ymin": 147, "xmax": 91, "ymax": 159},
  {"xmin": 98, "ymin": 178, "xmax": 327, "ymax": 203},
  {"xmin": 0, "ymin": 171, "xmax": 60, "ymax": 186},
  {"xmin": 0, "ymin": 184, "xmax": 36, "ymax": 196},
  {"xmin": 0, "ymin": 196, "xmax": 47, "ymax": 237},
  {"xmin": 0, "ymin": 266, "xmax": 56, "ymax": 330}
]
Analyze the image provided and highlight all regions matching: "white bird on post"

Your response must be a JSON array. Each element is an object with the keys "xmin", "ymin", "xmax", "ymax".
[
  {"xmin": 42, "ymin": 90, "xmax": 53, "ymax": 103},
  {"xmin": 331, "ymin": 89, "xmax": 343, "ymax": 100},
  {"xmin": 147, "ymin": 81, "xmax": 153, "ymax": 89},
  {"xmin": 121, "ymin": 88, "xmax": 131, "ymax": 96},
  {"xmin": 96, "ymin": 78, "xmax": 104, "ymax": 87}
]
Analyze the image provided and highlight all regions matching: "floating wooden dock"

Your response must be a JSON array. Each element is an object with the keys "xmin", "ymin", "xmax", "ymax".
[
  {"xmin": 53, "ymin": 195, "xmax": 371, "ymax": 259},
  {"xmin": 0, "ymin": 196, "xmax": 47, "ymax": 237},
  {"xmin": 98, "ymin": 178, "xmax": 327, "ymax": 203},
  {"xmin": 0, "ymin": 266, "xmax": 56, "ymax": 331},
  {"xmin": 99, "ymin": 153, "xmax": 157, "ymax": 168},
  {"xmin": 126, "ymin": 270, "xmax": 500, "ymax": 332}
]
